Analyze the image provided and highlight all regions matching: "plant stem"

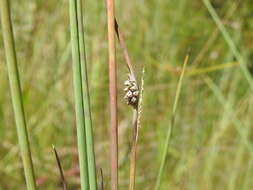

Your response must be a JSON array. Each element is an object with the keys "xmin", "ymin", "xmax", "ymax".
[
  {"xmin": 69, "ymin": 0, "xmax": 89, "ymax": 189},
  {"xmin": 129, "ymin": 109, "xmax": 138, "ymax": 190},
  {"xmin": 0, "ymin": 1, "xmax": 37, "ymax": 190},
  {"xmin": 129, "ymin": 68, "xmax": 145, "ymax": 190},
  {"xmin": 106, "ymin": 0, "xmax": 118, "ymax": 189},
  {"xmin": 155, "ymin": 55, "xmax": 188, "ymax": 190},
  {"xmin": 76, "ymin": 0, "xmax": 97, "ymax": 189}
]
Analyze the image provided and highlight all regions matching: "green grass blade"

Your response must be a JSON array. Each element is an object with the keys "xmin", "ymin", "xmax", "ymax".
[
  {"xmin": 203, "ymin": 0, "xmax": 253, "ymax": 90},
  {"xmin": 155, "ymin": 55, "xmax": 189, "ymax": 190},
  {"xmin": 68, "ymin": 0, "xmax": 89, "ymax": 189},
  {"xmin": 204, "ymin": 77, "xmax": 253, "ymax": 155},
  {"xmin": 76, "ymin": 0, "xmax": 97, "ymax": 189},
  {"xmin": 0, "ymin": 0, "xmax": 37, "ymax": 190}
]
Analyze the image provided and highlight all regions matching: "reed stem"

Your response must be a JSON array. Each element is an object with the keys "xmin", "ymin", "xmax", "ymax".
[
  {"xmin": 68, "ymin": 0, "xmax": 89, "ymax": 189},
  {"xmin": 76, "ymin": 0, "xmax": 98, "ymax": 188},
  {"xmin": 106, "ymin": 0, "xmax": 118, "ymax": 189}
]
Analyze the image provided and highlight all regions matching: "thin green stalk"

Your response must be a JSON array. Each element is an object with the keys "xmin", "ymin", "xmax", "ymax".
[
  {"xmin": 69, "ymin": 0, "xmax": 89, "ymax": 189},
  {"xmin": 203, "ymin": 0, "xmax": 253, "ymax": 90},
  {"xmin": 155, "ymin": 55, "xmax": 188, "ymax": 190},
  {"xmin": 0, "ymin": 1, "xmax": 37, "ymax": 190},
  {"xmin": 76, "ymin": 0, "xmax": 97, "ymax": 189},
  {"xmin": 106, "ymin": 0, "xmax": 118, "ymax": 189}
]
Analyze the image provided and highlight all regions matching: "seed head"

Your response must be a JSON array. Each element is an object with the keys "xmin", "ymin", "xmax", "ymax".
[{"xmin": 123, "ymin": 74, "xmax": 139, "ymax": 108}]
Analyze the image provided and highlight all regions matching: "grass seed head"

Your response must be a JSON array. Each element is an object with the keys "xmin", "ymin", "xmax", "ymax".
[{"xmin": 124, "ymin": 74, "xmax": 139, "ymax": 108}]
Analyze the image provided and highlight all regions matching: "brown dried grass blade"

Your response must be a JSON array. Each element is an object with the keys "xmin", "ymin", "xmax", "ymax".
[
  {"xmin": 52, "ymin": 145, "xmax": 67, "ymax": 190},
  {"xmin": 114, "ymin": 18, "xmax": 136, "ymax": 81},
  {"xmin": 100, "ymin": 168, "xmax": 105, "ymax": 190}
]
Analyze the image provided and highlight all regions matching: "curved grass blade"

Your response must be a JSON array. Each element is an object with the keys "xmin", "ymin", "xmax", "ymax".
[{"xmin": 155, "ymin": 55, "xmax": 189, "ymax": 190}]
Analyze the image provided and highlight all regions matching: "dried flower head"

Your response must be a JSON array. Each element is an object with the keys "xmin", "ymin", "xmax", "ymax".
[{"xmin": 124, "ymin": 74, "xmax": 139, "ymax": 108}]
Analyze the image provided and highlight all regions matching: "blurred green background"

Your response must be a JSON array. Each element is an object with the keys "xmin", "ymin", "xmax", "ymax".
[{"xmin": 0, "ymin": 0, "xmax": 253, "ymax": 189}]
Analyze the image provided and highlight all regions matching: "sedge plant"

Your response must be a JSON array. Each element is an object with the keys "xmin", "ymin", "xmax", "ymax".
[{"xmin": 114, "ymin": 18, "xmax": 143, "ymax": 190}]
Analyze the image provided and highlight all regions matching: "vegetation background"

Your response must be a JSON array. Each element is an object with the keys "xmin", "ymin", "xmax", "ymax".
[{"xmin": 0, "ymin": 0, "xmax": 252, "ymax": 189}]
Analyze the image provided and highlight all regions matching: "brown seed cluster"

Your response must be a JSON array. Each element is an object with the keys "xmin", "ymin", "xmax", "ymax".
[{"xmin": 124, "ymin": 74, "xmax": 139, "ymax": 108}]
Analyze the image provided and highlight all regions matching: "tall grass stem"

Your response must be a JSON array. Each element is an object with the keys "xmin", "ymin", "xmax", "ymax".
[
  {"xmin": 106, "ymin": 0, "xmax": 118, "ymax": 189},
  {"xmin": 68, "ymin": 0, "xmax": 89, "ymax": 189},
  {"xmin": 0, "ymin": 0, "xmax": 37, "ymax": 190},
  {"xmin": 76, "ymin": 0, "xmax": 98, "ymax": 189}
]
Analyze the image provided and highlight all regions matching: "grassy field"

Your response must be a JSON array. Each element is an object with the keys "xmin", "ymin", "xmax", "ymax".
[{"xmin": 0, "ymin": 0, "xmax": 253, "ymax": 189}]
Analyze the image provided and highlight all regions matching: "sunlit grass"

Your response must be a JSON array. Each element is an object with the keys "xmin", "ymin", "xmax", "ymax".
[{"xmin": 0, "ymin": 0, "xmax": 252, "ymax": 189}]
